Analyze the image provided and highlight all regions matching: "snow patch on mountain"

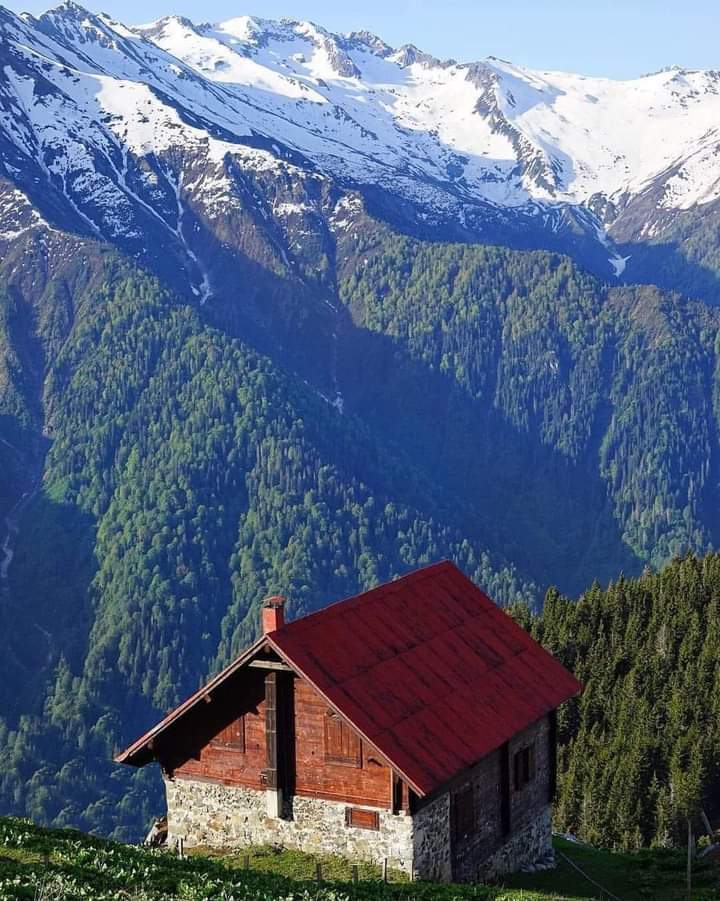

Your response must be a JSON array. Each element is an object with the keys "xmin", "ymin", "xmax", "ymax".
[
  {"xmin": 2, "ymin": 2, "xmax": 720, "ymax": 285},
  {"xmin": 0, "ymin": 181, "xmax": 50, "ymax": 239},
  {"xmin": 130, "ymin": 9, "xmax": 720, "ymax": 213}
]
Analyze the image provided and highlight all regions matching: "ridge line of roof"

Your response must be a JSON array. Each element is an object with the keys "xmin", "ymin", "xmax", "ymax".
[{"xmin": 273, "ymin": 560, "xmax": 454, "ymax": 635}]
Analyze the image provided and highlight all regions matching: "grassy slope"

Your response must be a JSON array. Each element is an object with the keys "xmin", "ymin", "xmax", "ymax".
[
  {"xmin": 0, "ymin": 818, "xmax": 717, "ymax": 900},
  {"xmin": 504, "ymin": 837, "xmax": 719, "ymax": 900}
]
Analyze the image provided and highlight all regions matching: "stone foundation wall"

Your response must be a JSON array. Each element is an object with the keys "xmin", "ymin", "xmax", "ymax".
[
  {"xmin": 482, "ymin": 805, "xmax": 554, "ymax": 879},
  {"xmin": 412, "ymin": 793, "xmax": 452, "ymax": 882},
  {"xmin": 165, "ymin": 777, "xmax": 414, "ymax": 874}
]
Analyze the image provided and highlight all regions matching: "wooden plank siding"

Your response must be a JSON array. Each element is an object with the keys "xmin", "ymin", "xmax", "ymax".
[
  {"xmin": 169, "ymin": 668, "xmax": 268, "ymax": 788},
  {"xmin": 168, "ymin": 669, "xmax": 393, "ymax": 808},
  {"xmin": 293, "ymin": 679, "xmax": 391, "ymax": 808}
]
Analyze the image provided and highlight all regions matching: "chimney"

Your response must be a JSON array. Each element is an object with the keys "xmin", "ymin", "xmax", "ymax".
[{"xmin": 262, "ymin": 595, "xmax": 285, "ymax": 634}]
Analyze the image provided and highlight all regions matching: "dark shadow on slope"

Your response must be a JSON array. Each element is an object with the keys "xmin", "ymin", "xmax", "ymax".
[
  {"xmin": 352, "ymin": 185, "xmax": 720, "ymax": 302},
  {"xmin": 151, "ymin": 189, "xmax": 644, "ymax": 597},
  {"xmin": 197, "ymin": 263, "xmax": 641, "ymax": 596},
  {"xmin": 1, "ymin": 488, "xmax": 97, "ymax": 724},
  {"xmin": 359, "ymin": 184, "xmax": 620, "ymax": 281},
  {"xmin": 332, "ymin": 319, "xmax": 643, "ymax": 597},
  {"xmin": 614, "ymin": 239, "xmax": 720, "ymax": 306},
  {"xmin": 0, "ymin": 416, "xmax": 37, "ymax": 518}
]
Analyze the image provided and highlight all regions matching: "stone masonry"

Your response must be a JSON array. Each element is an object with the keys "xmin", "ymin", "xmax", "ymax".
[
  {"xmin": 483, "ymin": 805, "xmax": 553, "ymax": 879},
  {"xmin": 164, "ymin": 777, "xmax": 415, "ymax": 875},
  {"xmin": 411, "ymin": 792, "xmax": 452, "ymax": 881}
]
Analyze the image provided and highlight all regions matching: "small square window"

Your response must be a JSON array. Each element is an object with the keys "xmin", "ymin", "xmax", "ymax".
[
  {"xmin": 212, "ymin": 716, "xmax": 245, "ymax": 751},
  {"xmin": 453, "ymin": 785, "xmax": 475, "ymax": 839},
  {"xmin": 513, "ymin": 743, "xmax": 535, "ymax": 790},
  {"xmin": 345, "ymin": 807, "xmax": 379, "ymax": 830},
  {"xmin": 324, "ymin": 710, "xmax": 361, "ymax": 767}
]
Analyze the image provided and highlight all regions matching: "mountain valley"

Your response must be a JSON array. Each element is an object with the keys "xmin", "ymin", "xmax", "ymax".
[{"xmin": 1, "ymin": 1, "xmax": 720, "ymax": 845}]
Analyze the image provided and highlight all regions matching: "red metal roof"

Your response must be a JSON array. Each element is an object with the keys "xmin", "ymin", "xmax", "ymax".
[
  {"xmin": 267, "ymin": 561, "xmax": 581, "ymax": 796},
  {"xmin": 117, "ymin": 561, "xmax": 582, "ymax": 795}
]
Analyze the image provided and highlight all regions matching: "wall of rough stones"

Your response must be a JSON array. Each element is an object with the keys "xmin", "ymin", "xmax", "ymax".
[
  {"xmin": 165, "ymin": 777, "xmax": 414, "ymax": 874},
  {"xmin": 411, "ymin": 793, "xmax": 452, "ymax": 882},
  {"xmin": 483, "ymin": 805, "xmax": 554, "ymax": 879}
]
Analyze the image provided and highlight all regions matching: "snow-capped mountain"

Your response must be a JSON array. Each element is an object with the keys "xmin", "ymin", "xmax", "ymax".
[{"xmin": 2, "ymin": 0, "xmax": 720, "ymax": 286}]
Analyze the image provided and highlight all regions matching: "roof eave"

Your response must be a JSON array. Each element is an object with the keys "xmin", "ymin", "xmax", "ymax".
[{"xmin": 115, "ymin": 636, "xmax": 267, "ymax": 766}]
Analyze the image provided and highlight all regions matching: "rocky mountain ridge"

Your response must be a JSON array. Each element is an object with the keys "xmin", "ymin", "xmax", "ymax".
[{"xmin": 2, "ymin": 2, "xmax": 720, "ymax": 287}]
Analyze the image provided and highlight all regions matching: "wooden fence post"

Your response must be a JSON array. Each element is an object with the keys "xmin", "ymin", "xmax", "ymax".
[
  {"xmin": 351, "ymin": 864, "xmax": 358, "ymax": 883},
  {"xmin": 315, "ymin": 861, "xmax": 322, "ymax": 882},
  {"xmin": 382, "ymin": 857, "xmax": 388, "ymax": 882},
  {"xmin": 687, "ymin": 819, "xmax": 693, "ymax": 901}
]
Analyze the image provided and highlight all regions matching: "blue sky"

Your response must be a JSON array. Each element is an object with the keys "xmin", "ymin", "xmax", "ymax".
[{"xmin": 5, "ymin": 0, "xmax": 719, "ymax": 79}]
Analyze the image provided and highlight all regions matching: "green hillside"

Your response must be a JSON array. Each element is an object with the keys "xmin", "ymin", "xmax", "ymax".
[
  {"xmin": 0, "ymin": 817, "xmax": 717, "ymax": 901},
  {"xmin": 3, "ymin": 211, "xmax": 720, "ymax": 846}
]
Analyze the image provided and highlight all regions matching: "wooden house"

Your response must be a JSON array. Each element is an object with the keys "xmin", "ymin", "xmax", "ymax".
[{"xmin": 116, "ymin": 561, "xmax": 582, "ymax": 882}]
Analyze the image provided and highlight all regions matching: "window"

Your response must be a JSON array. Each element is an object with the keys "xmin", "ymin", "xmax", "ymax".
[
  {"xmin": 212, "ymin": 716, "xmax": 245, "ymax": 751},
  {"xmin": 324, "ymin": 710, "xmax": 361, "ymax": 766},
  {"xmin": 345, "ymin": 807, "xmax": 379, "ymax": 830},
  {"xmin": 453, "ymin": 785, "xmax": 475, "ymax": 840},
  {"xmin": 513, "ymin": 743, "xmax": 535, "ymax": 791}
]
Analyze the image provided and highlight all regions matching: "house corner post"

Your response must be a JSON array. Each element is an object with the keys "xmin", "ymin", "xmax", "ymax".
[{"xmin": 264, "ymin": 671, "xmax": 282, "ymax": 817}]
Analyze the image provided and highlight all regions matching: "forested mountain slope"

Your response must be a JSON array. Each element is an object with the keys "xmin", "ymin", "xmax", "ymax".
[
  {"xmin": 3, "ymin": 206, "xmax": 720, "ymax": 840},
  {"xmin": 527, "ymin": 552, "xmax": 720, "ymax": 850},
  {"xmin": 3, "ymin": 0, "xmax": 720, "ymax": 849},
  {"xmin": 0, "ymin": 234, "xmax": 537, "ymax": 838}
]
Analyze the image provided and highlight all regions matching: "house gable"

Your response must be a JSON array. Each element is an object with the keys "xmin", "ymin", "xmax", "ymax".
[
  {"xmin": 159, "ymin": 664, "xmax": 268, "ymax": 789},
  {"xmin": 267, "ymin": 561, "xmax": 582, "ymax": 796},
  {"xmin": 140, "ymin": 647, "xmax": 396, "ymax": 810}
]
